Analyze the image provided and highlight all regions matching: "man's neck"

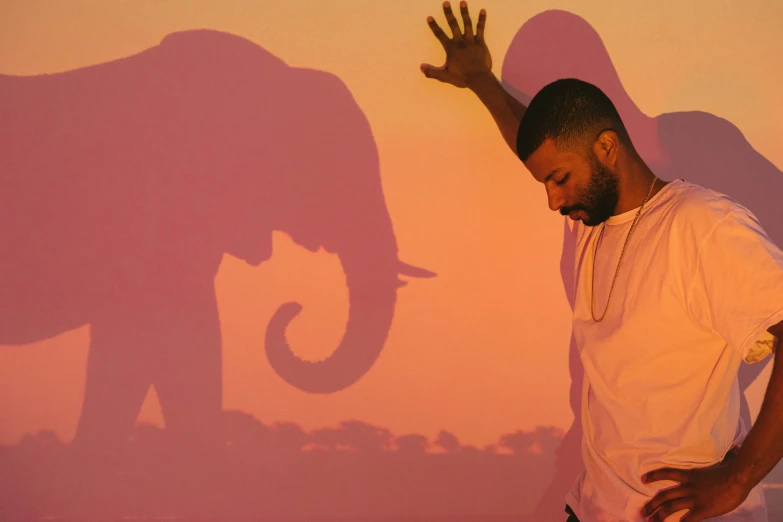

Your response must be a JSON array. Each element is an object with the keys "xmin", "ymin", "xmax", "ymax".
[{"xmin": 614, "ymin": 156, "xmax": 668, "ymax": 215}]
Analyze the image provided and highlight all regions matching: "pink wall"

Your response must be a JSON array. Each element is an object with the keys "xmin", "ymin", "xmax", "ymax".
[{"xmin": 1, "ymin": 1, "xmax": 782, "ymax": 520}]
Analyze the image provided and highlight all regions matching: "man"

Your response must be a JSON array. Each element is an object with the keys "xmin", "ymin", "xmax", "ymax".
[
  {"xmin": 492, "ymin": 10, "xmax": 783, "ymax": 522},
  {"xmin": 420, "ymin": 2, "xmax": 783, "ymax": 521}
]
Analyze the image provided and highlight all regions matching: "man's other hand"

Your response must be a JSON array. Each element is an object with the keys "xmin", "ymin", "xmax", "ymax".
[
  {"xmin": 420, "ymin": 1, "xmax": 493, "ymax": 89},
  {"xmin": 641, "ymin": 450, "xmax": 751, "ymax": 521}
]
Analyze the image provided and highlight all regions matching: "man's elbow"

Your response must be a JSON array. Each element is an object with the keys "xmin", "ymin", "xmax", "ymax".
[{"xmin": 768, "ymin": 319, "xmax": 783, "ymax": 339}]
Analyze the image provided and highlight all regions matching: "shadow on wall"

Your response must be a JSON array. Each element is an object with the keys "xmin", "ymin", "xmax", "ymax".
[
  {"xmin": 2, "ymin": 418, "xmax": 783, "ymax": 521},
  {"xmin": 0, "ymin": 415, "xmax": 562, "ymax": 520},
  {"xmin": 500, "ymin": 10, "xmax": 783, "ymax": 522},
  {"xmin": 3, "ymin": 15, "xmax": 782, "ymax": 522},
  {"xmin": 0, "ymin": 30, "xmax": 435, "ymax": 456}
]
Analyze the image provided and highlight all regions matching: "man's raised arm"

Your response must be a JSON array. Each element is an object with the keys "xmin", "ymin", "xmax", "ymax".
[{"xmin": 420, "ymin": 1, "xmax": 527, "ymax": 155}]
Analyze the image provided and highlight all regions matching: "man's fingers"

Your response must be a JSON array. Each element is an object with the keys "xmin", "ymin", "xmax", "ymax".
[
  {"xmin": 459, "ymin": 2, "xmax": 474, "ymax": 40},
  {"xmin": 420, "ymin": 63, "xmax": 448, "ymax": 82},
  {"xmin": 643, "ymin": 467, "xmax": 690, "ymax": 484},
  {"xmin": 442, "ymin": 2, "xmax": 464, "ymax": 40},
  {"xmin": 475, "ymin": 8, "xmax": 487, "ymax": 41},
  {"xmin": 649, "ymin": 497, "xmax": 696, "ymax": 522},
  {"xmin": 642, "ymin": 486, "xmax": 693, "ymax": 517},
  {"xmin": 427, "ymin": 16, "xmax": 450, "ymax": 48},
  {"xmin": 680, "ymin": 507, "xmax": 708, "ymax": 522}
]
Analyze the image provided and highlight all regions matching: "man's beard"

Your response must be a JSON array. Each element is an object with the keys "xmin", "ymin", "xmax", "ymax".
[{"xmin": 560, "ymin": 155, "xmax": 619, "ymax": 226}]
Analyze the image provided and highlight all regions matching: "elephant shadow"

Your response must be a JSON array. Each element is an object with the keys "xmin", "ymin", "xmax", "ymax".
[
  {"xmin": 499, "ymin": 10, "xmax": 783, "ymax": 521},
  {"xmin": 0, "ymin": 29, "xmax": 434, "ymax": 455}
]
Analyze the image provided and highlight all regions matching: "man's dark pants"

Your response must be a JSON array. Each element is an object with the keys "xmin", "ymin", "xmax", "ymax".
[{"xmin": 565, "ymin": 504, "xmax": 580, "ymax": 521}]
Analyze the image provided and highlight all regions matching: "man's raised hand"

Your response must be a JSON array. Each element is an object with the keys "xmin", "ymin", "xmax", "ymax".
[{"xmin": 420, "ymin": 1, "xmax": 492, "ymax": 89}]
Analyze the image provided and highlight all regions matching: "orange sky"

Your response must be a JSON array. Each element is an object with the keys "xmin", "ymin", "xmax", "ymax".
[{"xmin": 1, "ymin": 0, "xmax": 782, "ymax": 448}]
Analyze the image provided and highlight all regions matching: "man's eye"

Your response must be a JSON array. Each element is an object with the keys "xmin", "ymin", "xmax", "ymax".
[{"xmin": 556, "ymin": 174, "xmax": 570, "ymax": 186}]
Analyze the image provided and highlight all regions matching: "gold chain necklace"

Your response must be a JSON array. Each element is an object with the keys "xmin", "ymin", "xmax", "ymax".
[{"xmin": 590, "ymin": 176, "xmax": 658, "ymax": 322}]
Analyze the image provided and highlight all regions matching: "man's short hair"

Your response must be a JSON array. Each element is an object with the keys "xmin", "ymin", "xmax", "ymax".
[{"xmin": 516, "ymin": 78, "xmax": 629, "ymax": 162}]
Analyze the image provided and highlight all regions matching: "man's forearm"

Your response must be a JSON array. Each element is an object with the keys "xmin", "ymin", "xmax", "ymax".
[
  {"xmin": 468, "ymin": 71, "xmax": 527, "ymax": 156},
  {"xmin": 731, "ymin": 342, "xmax": 783, "ymax": 491}
]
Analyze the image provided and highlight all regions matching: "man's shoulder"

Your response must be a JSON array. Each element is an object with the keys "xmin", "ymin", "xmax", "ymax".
[
  {"xmin": 663, "ymin": 180, "xmax": 752, "ymax": 239},
  {"xmin": 666, "ymin": 180, "xmax": 740, "ymax": 215}
]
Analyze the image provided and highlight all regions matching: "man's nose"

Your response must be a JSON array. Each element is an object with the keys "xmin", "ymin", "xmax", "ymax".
[{"xmin": 547, "ymin": 188, "xmax": 566, "ymax": 212}]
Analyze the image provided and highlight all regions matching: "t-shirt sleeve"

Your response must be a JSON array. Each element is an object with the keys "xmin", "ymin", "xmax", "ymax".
[{"xmin": 685, "ymin": 207, "xmax": 783, "ymax": 362}]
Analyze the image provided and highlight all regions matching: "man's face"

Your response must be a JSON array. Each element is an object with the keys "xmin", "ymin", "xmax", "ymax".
[{"xmin": 524, "ymin": 138, "xmax": 619, "ymax": 227}]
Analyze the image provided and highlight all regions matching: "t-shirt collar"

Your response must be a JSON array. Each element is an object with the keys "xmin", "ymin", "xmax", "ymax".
[{"xmin": 604, "ymin": 178, "xmax": 684, "ymax": 226}]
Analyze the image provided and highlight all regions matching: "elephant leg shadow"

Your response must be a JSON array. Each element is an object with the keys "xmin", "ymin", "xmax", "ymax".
[{"xmin": 72, "ymin": 282, "xmax": 223, "ymax": 458}]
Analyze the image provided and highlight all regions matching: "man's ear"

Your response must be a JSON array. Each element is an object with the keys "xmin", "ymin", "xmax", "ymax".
[{"xmin": 592, "ymin": 129, "xmax": 619, "ymax": 168}]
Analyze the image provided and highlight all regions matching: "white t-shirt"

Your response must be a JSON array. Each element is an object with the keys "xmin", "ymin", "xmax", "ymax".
[{"xmin": 564, "ymin": 179, "xmax": 783, "ymax": 522}]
